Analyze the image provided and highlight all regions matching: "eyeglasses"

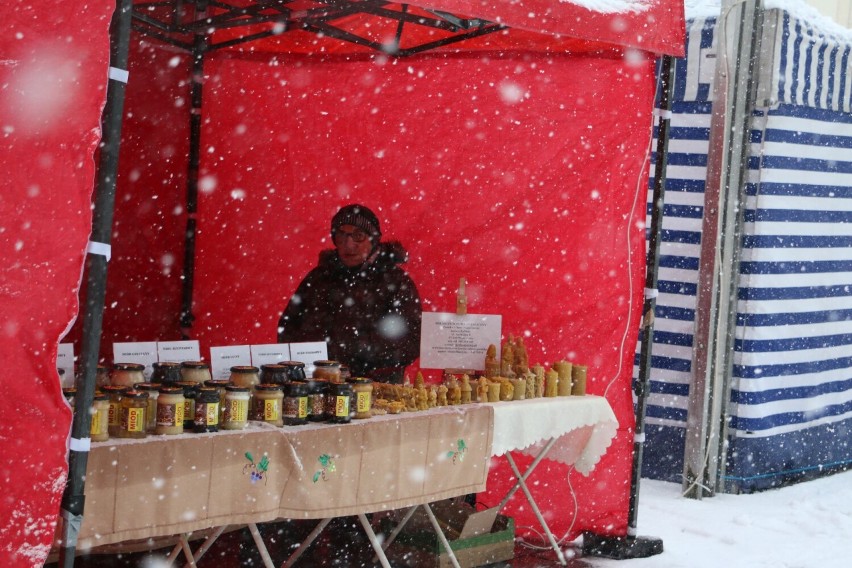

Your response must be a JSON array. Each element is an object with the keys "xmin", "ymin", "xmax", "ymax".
[{"xmin": 333, "ymin": 228, "xmax": 370, "ymax": 243}]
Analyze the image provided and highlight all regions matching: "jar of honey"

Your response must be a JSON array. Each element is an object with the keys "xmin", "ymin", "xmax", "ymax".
[
  {"xmin": 252, "ymin": 384, "xmax": 284, "ymax": 427},
  {"xmin": 283, "ymin": 381, "xmax": 308, "ymax": 426},
  {"xmin": 325, "ymin": 382, "xmax": 352, "ymax": 423},
  {"xmin": 175, "ymin": 381, "xmax": 199, "ymax": 430},
  {"xmin": 102, "ymin": 385, "xmax": 129, "ymax": 438},
  {"xmin": 95, "ymin": 364, "xmax": 111, "ymax": 389},
  {"xmin": 118, "ymin": 389, "xmax": 148, "ymax": 439},
  {"xmin": 222, "ymin": 385, "xmax": 250, "ymax": 430},
  {"xmin": 204, "ymin": 379, "xmax": 230, "ymax": 424},
  {"xmin": 194, "ymin": 387, "xmax": 220, "ymax": 433},
  {"xmin": 151, "ymin": 361, "xmax": 182, "ymax": 385},
  {"xmin": 229, "ymin": 365, "xmax": 260, "ymax": 390},
  {"xmin": 313, "ymin": 360, "xmax": 342, "ymax": 383},
  {"xmin": 136, "ymin": 383, "xmax": 160, "ymax": 433},
  {"xmin": 155, "ymin": 386, "xmax": 185, "ymax": 435},
  {"xmin": 306, "ymin": 379, "xmax": 328, "ymax": 422},
  {"xmin": 277, "ymin": 361, "xmax": 307, "ymax": 382},
  {"xmin": 259, "ymin": 364, "xmax": 289, "ymax": 386},
  {"xmin": 180, "ymin": 360, "xmax": 212, "ymax": 384},
  {"xmin": 90, "ymin": 392, "xmax": 110, "ymax": 442},
  {"xmin": 111, "ymin": 363, "xmax": 146, "ymax": 387},
  {"xmin": 350, "ymin": 378, "xmax": 373, "ymax": 420}
]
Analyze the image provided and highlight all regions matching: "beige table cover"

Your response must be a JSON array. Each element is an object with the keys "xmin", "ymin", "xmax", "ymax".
[{"xmin": 74, "ymin": 404, "xmax": 493, "ymax": 549}]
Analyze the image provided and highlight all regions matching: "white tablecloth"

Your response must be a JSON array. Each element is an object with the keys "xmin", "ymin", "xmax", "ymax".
[{"xmin": 490, "ymin": 396, "xmax": 619, "ymax": 475}]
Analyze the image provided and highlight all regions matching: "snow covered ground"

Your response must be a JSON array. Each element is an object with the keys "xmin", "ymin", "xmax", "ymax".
[{"xmin": 580, "ymin": 469, "xmax": 852, "ymax": 568}]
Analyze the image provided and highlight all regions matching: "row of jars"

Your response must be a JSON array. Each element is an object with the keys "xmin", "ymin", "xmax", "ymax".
[
  {"xmin": 89, "ymin": 359, "xmax": 350, "ymax": 389},
  {"xmin": 72, "ymin": 370, "xmax": 375, "ymax": 443}
]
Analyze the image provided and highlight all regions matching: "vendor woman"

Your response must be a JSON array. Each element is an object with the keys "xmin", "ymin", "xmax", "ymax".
[{"xmin": 277, "ymin": 204, "xmax": 422, "ymax": 383}]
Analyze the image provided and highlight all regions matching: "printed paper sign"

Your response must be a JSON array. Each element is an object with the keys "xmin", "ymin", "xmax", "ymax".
[
  {"xmin": 209, "ymin": 345, "xmax": 252, "ymax": 380},
  {"xmin": 57, "ymin": 343, "xmax": 75, "ymax": 387},
  {"xmin": 287, "ymin": 342, "xmax": 329, "ymax": 375},
  {"xmin": 419, "ymin": 312, "xmax": 502, "ymax": 370},
  {"xmin": 113, "ymin": 341, "xmax": 158, "ymax": 379},
  {"xmin": 250, "ymin": 343, "xmax": 291, "ymax": 368},
  {"xmin": 157, "ymin": 340, "xmax": 201, "ymax": 363}
]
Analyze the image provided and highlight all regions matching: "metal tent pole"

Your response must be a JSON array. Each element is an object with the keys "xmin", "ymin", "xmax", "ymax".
[
  {"xmin": 179, "ymin": 32, "xmax": 207, "ymax": 338},
  {"xmin": 57, "ymin": 0, "xmax": 134, "ymax": 566},
  {"xmin": 684, "ymin": 0, "xmax": 764, "ymax": 500},
  {"xmin": 583, "ymin": 53, "xmax": 675, "ymax": 560}
]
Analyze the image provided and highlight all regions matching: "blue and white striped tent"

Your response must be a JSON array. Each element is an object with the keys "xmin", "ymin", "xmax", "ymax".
[{"xmin": 639, "ymin": 9, "xmax": 852, "ymax": 492}]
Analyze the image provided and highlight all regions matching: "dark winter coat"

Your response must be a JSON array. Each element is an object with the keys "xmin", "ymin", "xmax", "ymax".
[{"xmin": 277, "ymin": 241, "xmax": 422, "ymax": 383}]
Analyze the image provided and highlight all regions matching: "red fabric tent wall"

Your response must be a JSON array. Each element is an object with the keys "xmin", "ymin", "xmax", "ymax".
[
  {"xmin": 189, "ymin": 48, "xmax": 654, "ymax": 539},
  {"xmin": 0, "ymin": 1, "xmax": 112, "ymax": 565},
  {"xmin": 1, "ymin": 1, "xmax": 683, "ymax": 564}
]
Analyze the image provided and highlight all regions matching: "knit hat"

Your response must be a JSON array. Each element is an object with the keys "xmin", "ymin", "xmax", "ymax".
[{"xmin": 331, "ymin": 204, "xmax": 382, "ymax": 241}]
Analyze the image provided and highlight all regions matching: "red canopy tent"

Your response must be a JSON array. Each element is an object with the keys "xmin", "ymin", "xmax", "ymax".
[{"xmin": 0, "ymin": 0, "xmax": 683, "ymax": 565}]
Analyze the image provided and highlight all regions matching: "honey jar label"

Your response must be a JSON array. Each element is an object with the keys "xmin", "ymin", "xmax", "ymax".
[
  {"xmin": 356, "ymin": 392, "xmax": 371, "ymax": 413},
  {"xmin": 297, "ymin": 396, "xmax": 308, "ymax": 419},
  {"xmin": 108, "ymin": 402, "xmax": 119, "ymax": 425},
  {"xmin": 126, "ymin": 407, "xmax": 145, "ymax": 433},
  {"xmin": 335, "ymin": 395, "xmax": 350, "ymax": 417},
  {"xmin": 207, "ymin": 403, "xmax": 219, "ymax": 425},
  {"xmin": 263, "ymin": 399, "xmax": 280, "ymax": 421},
  {"xmin": 229, "ymin": 399, "xmax": 248, "ymax": 422},
  {"xmin": 90, "ymin": 411, "xmax": 102, "ymax": 435},
  {"xmin": 157, "ymin": 403, "xmax": 183, "ymax": 427}
]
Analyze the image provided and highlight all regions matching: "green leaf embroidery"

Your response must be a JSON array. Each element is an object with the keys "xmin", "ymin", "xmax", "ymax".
[
  {"xmin": 258, "ymin": 455, "xmax": 269, "ymax": 472},
  {"xmin": 313, "ymin": 471, "xmax": 321, "ymax": 483},
  {"xmin": 245, "ymin": 452, "xmax": 254, "ymax": 464}
]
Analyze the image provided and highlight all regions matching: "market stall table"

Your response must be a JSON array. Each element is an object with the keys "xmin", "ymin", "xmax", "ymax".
[
  {"xmin": 60, "ymin": 404, "xmax": 493, "ymax": 567},
  {"xmin": 379, "ymin": 395, "xmax": 618, "ymax": 566}
]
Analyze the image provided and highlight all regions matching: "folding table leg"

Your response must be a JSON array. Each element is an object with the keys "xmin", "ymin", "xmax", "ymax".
[
  {"xmin": 282, "ymin": 518, "xmax": 332, "ymax": 568},
  {"xmin": 498, "ymin": 437, "xmax": 559, "ymax": 510},
  {"xmin": 506, "ymin": 452, "xmax": 567, "ymax": 565},
  {"xmin": 247, "ymin": 523, "xmax": 276, "ymax": 568},
  {"xmin": 178, "ymin": 534, "xmax": 198, "ymax": 568},
  {"xmin": 422, "ymin": 504, "xmax": 462, "ymax": 568},
  {"xmin": 356, "ymin": 513, "xmax": 392, "ymax": 568},
  {"xmin": 182, "ymin": 525, "xmax": 227, "ymax": 567},
  {"xmin": 377, "ymin": 505, "xmax": 419, "ymax": 553}
]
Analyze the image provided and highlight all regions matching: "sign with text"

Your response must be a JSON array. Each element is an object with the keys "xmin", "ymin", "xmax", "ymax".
[
  {"xmin": 250, "ymin": 343, "xmax": 291, "ymax": 368},
  {"xmin": 287, "ymin": 342, "xmax": 329, "ymax": 375},
  {"xmin": 113, "ymin": 341, "xmax": 158, "ymax": 379},
  {"xmin": 209, "ymin": 345, "xmax": 252, "ymax": 380},
  {"xmin": 157, "ymin": 340, "xmax": 201, "ymax": 364},
  {"xmin": 419, "ymin": 312, "xmax": 502, "ymax": 370},
  {"xmin": 57, "ymin": 343, "xmax": 75, "ymax": 387}
]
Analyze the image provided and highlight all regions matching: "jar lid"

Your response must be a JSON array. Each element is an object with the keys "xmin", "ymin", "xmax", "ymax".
[
  {"xmin": 329, "ymin": 382, "xmax": 352, "ymax": 393},
  {"xmin": 255, "ymin": 383, "xmax": 284, "ymax": 391},
  {"xmin": 175, "ymin": 381, "xmax": 200, "ymax": 393},
  {"xmin": 157, "ymin": 386, "xmax": 184, "ymax": 394},
  {"xmin": 277, "ymin": 360, "xmax": 306, "ymax": 367},
  {"xmin": 136, "ymin": 382, "xmax": 160, "ymax": 392},
  {"xmin": 286, "ymin": 381, "xmax": 309, "ymax": 395},
  {"xmin": 181, "ymin": 360, "xmax": 210, "ymax": 369},
  {"xmin": 205, "ymin": 379, "xmax": 231, "ymax": 387},
  {"xmin": 313, "ymin": 360, "xmax": 340, "ymax": 368},
  {"xmin": 113, "ymin": 362, "xmax": 145, "ymax": 371},
  {"xmin": 230, "ymin": 365, "xmax": 260, "ymax": 373},
  {"xmin": 153, "ymin": 361, "xmax": 181, "ymax": 368},
  {"xmin": 348, "ymin": 377, "xmax": 373, "ymax": 384},
  {"xmin": 62, "ymin": 387, "xmax": 76, "ymax": 397},
  {"xmin": 123, "ymin": 390, "xmax": 149, "ymax": 399},
  {"xmin": 225, "ymin": 385, "xmax": 250, "ymax": 392},
  {"xmin": 197, "ymin": 387, "xmax": 220, "ymax": 399},
  {"xmin": 93, "ymin": 392, "xmax": 109, "ymax": 401},
  {"xmin": 102, "ymin": 385, "xmax": 130, "ymax": 393},
  {"xmin": 260, "ymin": 363, "xmax": 287, "ymax": 371}
]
